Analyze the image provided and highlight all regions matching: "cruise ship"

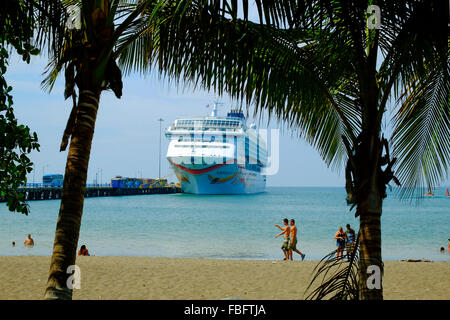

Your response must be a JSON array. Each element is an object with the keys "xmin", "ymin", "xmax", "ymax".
[{"xmin": 165, "ymin": 103, "xmax": 267, "ymax": 194}]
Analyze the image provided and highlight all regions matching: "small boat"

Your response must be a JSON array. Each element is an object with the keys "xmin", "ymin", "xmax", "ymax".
[{"xmin": 425, "ymin": 190, "xmax": 435, "ymax": 197}]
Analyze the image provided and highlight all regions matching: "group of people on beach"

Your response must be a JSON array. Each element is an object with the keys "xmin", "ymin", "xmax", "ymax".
[
  {"xmin": 274, "ymin": 220, "xmax": 358, "ymax": 261},
  {"xmin": 335, "ymin": 224, "xmax": 356, "ymax": 260},
  {"xmin": 274, "ymin": 218, "xmax": 306, "ymax": 261}
]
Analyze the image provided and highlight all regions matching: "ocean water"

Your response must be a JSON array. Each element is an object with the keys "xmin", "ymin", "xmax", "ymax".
[{"xmin": 1, "ymin": 187, "xmax": 449, "ymax": 261}]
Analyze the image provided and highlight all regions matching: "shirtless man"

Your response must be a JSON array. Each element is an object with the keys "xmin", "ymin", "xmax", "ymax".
[
  {"xmin": 335, "ymin": 227, "xmax": 347, "ymax": 260},
  {"xmin": 288, "ymin": 219, "xmax": 305, "ymax": 261},
  {"xmin": 24, "ymin": 234, "xmax": 34, "ymax": 247},
  {"xmin": 274, "ymin": 218, "xmax": 290, "ymax": 260}
]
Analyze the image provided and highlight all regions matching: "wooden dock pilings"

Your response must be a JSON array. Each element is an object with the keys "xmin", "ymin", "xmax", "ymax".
[{"xmin": 1, "ymin": 186, "xmax": 183, "ymax": 202}]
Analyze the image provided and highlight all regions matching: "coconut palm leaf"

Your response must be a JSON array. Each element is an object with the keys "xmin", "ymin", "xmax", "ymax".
[
  {"xmin": 115, "ymin": 0, "xmax": 362, "ymax": 169},
  {"xmin": 305, "ymin": 232, "xmax": 361, "ymax": 300},
  {"xmin": 391, "ymin": 58, "xmax": 450, "ymax": 198}
]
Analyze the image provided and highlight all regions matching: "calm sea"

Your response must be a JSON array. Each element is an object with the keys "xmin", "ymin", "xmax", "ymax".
[{"xmin": 1, "ymin": 187, "xmax": 449, "ymax": 261}]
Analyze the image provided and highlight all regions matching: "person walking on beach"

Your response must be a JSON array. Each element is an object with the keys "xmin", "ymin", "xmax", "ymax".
[
  {"xmin": 275, "ymin": 219, "xmax": 290, "ymax": 260},
  {"xmin": 288, "ymin": 219, "xmax": 306, "ymax": 261},
  {"xmin": 334, "ymin": 227, "xmax": 346, "ymax": 260},
  {"xmin": 24, "ymin": 234, "xmax": 34, "ymax": 247},
  {"xmin": 345, "ymin": 224, "xmax": 356, "ymax": 261}
]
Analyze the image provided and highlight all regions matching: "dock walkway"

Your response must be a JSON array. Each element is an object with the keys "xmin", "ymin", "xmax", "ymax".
[{"xmin": 1, "ymin": 186, "xmax": 183, "ymax": 202}]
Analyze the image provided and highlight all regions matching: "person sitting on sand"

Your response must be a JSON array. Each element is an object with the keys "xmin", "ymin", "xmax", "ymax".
[
  {"xmin": 335, "ymin": 227, "xmax": 346, "ymax": 260},
  {"xmin": 78, "ymin": 245, "xmax": 90, "ymax": 256},
  {"xmin": 288, "ymin": 219, "xmax": 305, "ymax": 261},
  {"xmin": 274, "ymin": 218, "xmax": 290, "ymax": 260},
  {"xmin": 24, "ymin": 234, "xmax": 34, "ymax": 247}
]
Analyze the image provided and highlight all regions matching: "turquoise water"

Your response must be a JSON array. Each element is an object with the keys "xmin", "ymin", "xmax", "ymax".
[{"xmin": 1, "ymin": 187, "xmax": 449, "ymax": 261}]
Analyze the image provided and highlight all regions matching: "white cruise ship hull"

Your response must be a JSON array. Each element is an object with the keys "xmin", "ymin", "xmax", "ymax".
[{"xmin": 169, "ymin": 161, "xmax": 266, "ymax": 194}]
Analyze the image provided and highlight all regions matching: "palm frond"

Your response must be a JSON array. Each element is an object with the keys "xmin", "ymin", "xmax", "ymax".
[
  {"xmin": 24, "ymin": 0, "xmax": 67, "ymax": 59},
  {"xmin": 391, "ymin": 57, "xmax": 450, "ymax": 199},
  {"xmin": 377, "ymin": 0, "xmax": 447, "ymax": 113},
  {"xmin": 305, "ymin": 232, "xmax": 360, "ymax": 300},
  {"xmin": 115, "ymin": 0, "xmax": 363, "ymax": 170}
]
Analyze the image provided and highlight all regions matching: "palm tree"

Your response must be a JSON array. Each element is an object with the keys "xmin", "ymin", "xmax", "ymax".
[
  {"xmin": 115, "ymin": 0, "xmax": 449, "ymax": 299},
  {"xmin": 22, "ymin": 0, "xmax": 166, "ymax": 299}
]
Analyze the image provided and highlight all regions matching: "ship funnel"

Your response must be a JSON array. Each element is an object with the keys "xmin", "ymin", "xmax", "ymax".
[{"xmin": 210, "ymin": 101, "xmax": 223, "ymax": 117}]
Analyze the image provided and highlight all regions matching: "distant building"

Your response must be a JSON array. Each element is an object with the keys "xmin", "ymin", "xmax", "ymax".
[
  {"xmin": 111, "ymin": 176, "xmax": 167, "ymax": 188},
  {"xmin": 43, "ymin": 174, "xmax": 63, "ymax": 187}
]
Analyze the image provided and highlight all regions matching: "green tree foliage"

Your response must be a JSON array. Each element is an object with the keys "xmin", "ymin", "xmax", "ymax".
[{"xmin": 0, "ymin": 1, "xmax": 40, "ymax": 214}]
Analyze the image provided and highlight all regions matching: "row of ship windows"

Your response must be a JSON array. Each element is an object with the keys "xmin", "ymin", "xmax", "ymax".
[
  {"xmin": 174, "ymin": 144, "xmax": 262, "ymax": 153},
  {"xmin": 176, "ymin": 136, "xmax": 265, "ymax": 145},
  {"xmin": 174, "ymin": 128, "xmax": 237, "ymax": 131},
  {"xmin": 174, "ymin": 143, "xmax": 265, "ymax": 153},
  {"xmin": 176, "ymin": 120, "xmax": 240, "ymax": 127},
  {"xmin": 174, "ymin": 145, "xmax": 231, "ymax": 148},
  {"xmin": 173, "ymin": 146, "xmax": 265, "ymax": 159}
]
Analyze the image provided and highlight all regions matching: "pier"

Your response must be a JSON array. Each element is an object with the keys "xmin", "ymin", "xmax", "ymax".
[{"xmin": 1, "ymin": 185, "xmax": 183, "ymax": 202}]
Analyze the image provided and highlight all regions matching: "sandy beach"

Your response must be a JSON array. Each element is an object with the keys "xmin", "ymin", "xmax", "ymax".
[{"xmin": 0, "ymin": 256, "xmax": 448, "ymax": 300}]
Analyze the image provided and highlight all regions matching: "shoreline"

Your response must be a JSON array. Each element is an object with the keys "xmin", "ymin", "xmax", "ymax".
[
  {"xmin": 2, "ymin": 254, "xmax": 448, "ymax": 262},
  {"xmin": 0, "ymin": 256, "xmax": 448, "ymax": 300}
]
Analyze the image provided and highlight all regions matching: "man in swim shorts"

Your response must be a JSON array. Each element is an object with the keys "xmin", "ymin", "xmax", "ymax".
[
  {"xmin": 288, "ymin": 219, "xmax": 305, "ymax": 261},
  {"xmin": 275, "ymin": 218, "xmax": 290, "ymax": 260}
]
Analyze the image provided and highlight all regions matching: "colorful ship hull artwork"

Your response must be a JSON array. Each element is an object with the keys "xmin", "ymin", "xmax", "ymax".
[
  {"xmin": 208, "ymin": 170, "xmax": 239, "ymax": 184},
  {"xmin": 175, "ymin": 173, "xmax": 190, "ymax": 184},
  {"xmin": 165, "ymin": 103, "xmax": 267, "ymax": 194}
]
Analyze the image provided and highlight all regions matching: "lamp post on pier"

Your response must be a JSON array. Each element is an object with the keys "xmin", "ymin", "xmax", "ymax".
[
  {"xmin": 97, "ymin": 168, "xmax": 102, "ymax": 186},
  {"xmin": 157, "ymin": 118, "xmax": 164, "ymax": 181},
  {"xmin": 42, "ymin": 165, "xmax": 49, "ymax": 185}
]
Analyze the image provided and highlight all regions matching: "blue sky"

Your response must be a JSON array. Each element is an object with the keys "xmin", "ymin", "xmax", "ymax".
[
  {"xmin": 6, "ymin": 53, "xmax": 347, "ymax": 187},
  {"xmin": 5, "ymin": 53, "xmax": 449, "ymax": 188}
]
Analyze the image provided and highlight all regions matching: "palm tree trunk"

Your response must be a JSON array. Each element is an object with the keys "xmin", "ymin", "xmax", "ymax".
[
  {"xmin": 358, "ymin": 186, "xmax": 383, "ymax": 300},
  {"xmin": 44, "ymin": 89, "xmax": 100, "ymax": 300}
]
